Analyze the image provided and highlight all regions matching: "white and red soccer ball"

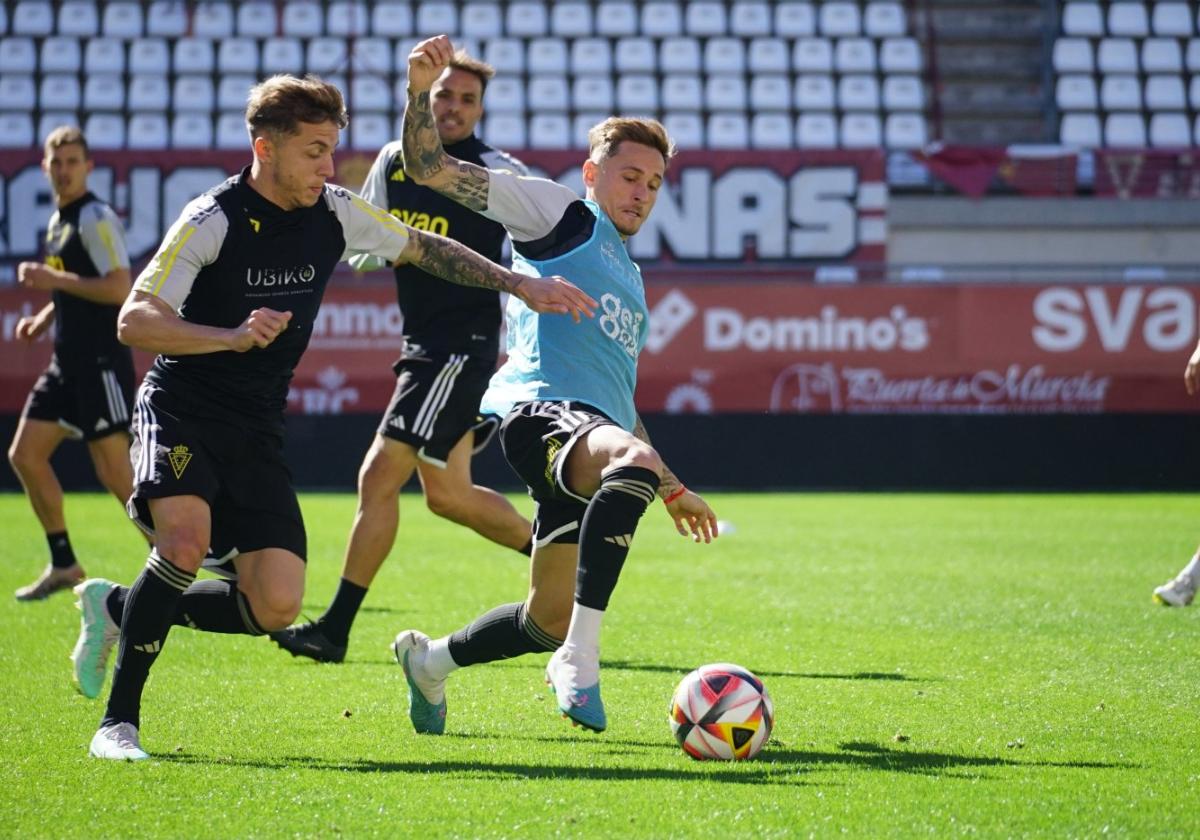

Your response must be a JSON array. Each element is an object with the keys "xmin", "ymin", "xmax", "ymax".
[{"xmin": 669, "ymin": 663, "xmax": 774, "ymax": 760}]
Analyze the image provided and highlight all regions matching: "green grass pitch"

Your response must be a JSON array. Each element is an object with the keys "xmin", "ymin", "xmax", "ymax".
[{"xmin": 1, "ymin": 491, "xmax": 1197, "ymax": 838}]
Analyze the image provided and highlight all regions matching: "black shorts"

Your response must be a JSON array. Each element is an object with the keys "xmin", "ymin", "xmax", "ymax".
[
  {"xmin": 127, "ymin": 383, "xmax": 306, "ymax": 564},
  {"xmin": 22, "ymin": 353, "xmax": 135, "ymax": 441},
  {"xmin": 499, "ymin": 400, "xmax": 620, "ymax": 547},
  {"xmin": 377, "ymin": 350, "xmax": 498, "ymax": 466}
]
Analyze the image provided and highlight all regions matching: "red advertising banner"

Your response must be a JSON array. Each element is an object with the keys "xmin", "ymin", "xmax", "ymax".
[
  {"xmin": 3, "ymin": 282, "xmax": 1196, "ymax": 416},
  {"xmin": 1094, "ymin": 150, "xmax": 1200, "ymax": 198}
]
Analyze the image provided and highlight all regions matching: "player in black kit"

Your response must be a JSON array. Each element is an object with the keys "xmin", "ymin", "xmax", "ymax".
[
  {"xmin": 10, "ymin": 126, "xmax": 139, "ymax": 602},
  {"xmin": 67, "ymin": 75, "xmax": 595, "ymax": 761},
  {"xmin": 271, "ymin": 51, "xmax": 536, "ymax": 664}
]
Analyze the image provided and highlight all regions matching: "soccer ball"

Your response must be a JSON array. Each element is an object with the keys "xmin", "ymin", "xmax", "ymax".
[{"xmin": 668, "ymin": 663, "xmax": 774, "ymax": 760}]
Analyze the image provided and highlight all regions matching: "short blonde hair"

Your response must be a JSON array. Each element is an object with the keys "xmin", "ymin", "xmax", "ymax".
[
  {"xmin": 246, "ymin": 74, "xmax": 348, "ymax": 139},
  {"xmin": 587, "ymin": 117, "xmax": 676, "ymax": 166},
  {"xmin": 44, "ymin": 125, "xmax": 89, "ymax": 159}
]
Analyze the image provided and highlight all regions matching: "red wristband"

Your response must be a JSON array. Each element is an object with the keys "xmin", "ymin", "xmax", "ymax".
[{"xmin": 663, "ymin": 486, "xmax": 687, "ymax": 505}]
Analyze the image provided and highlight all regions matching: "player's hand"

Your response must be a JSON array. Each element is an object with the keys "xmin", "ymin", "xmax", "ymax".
[
  {"xmin": 512, "ymin": 274, "xmax": 596, "ymax": 323},
  {"xmin": 17, "ymin": 262, "xmax": 56, "ymax": 291},
  {"xmin": 665, "ymin": 491, "xmax": 719, "ymax": 544},
  {"xmin": 230, "ymin": 308, "xmax": 291, "ymax": 352},
  {"xmin": 1185, "ymin": 342, "xmax": 1200, "ymax": 395},
  {"xmin": 407, "ymin": 35, "xmax": 454, "ymax": 93},
  {"xmin": 14, "ymin": 315, "xmax": 47, "ymax": 342}
]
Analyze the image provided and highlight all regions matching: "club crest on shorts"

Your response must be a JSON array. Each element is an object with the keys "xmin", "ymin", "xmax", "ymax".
[{"xmin": 168, "ymin": 444, "xmax": 192, "ymax": 479}]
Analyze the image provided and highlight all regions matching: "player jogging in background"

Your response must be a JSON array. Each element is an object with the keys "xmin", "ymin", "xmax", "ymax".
[
  {"xmin": 392, "ymin": 35, "xmax": 718, "ymax": 735},
  {"xmin": 68, "ymin": 74, "xmax": 595, "ymax": 761},
  {"xmin": 270, "ymin": 49, "xmax": 535, "ymax": 664},
  {"xmin": 9, "ymin": 126, "xmax": 139, "ymax": 601},
  {"xmin": 1152, "ymin": 339, "xmax": 1200, "ymax": 606}
]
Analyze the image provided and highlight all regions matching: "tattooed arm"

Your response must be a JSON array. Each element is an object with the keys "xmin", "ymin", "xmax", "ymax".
[{"xmin": 633, "ymin": 413, "xmax": 719, "ymax": 543}]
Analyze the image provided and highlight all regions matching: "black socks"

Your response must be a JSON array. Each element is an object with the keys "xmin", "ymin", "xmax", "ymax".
[
  {"xmin": 317, "ymin": 578, "xmax": 369, "ymax": 646},
  {"xmin": 575, "ymin": 466, "xmax": 660, "ymax": 610},
  {"xmin": 47, "ymin": 531, "xmax": 77, "ymax": 569},
  {"xmin": 447, "ymin": 602, "xmax": 561, "ymax": 666}
]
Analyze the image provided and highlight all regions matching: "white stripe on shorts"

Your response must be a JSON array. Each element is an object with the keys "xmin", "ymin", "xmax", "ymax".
[
  {"xmin": 413, "ymin": 354, "xmax": 466, "ymax": 439},
  {"xmin": 133, "ymin": 383, "xmax": 158, "ymax": 484},
  {"xmin": 102, "ymin": 369, "xmax": 127, "ymax": 423}
]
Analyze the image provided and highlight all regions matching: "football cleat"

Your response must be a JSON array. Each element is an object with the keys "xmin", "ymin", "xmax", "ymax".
[
  {"xmin": 545, "ymin": 647, "xmax": 606, "ymax": 733},
  {"xmin": 15, "ymin": 563, "xmax": 85, "ymax": 601},
  {"xmin": 1153, "ymin": 573, "xmax": 1196, "ymax": 607},
  {"xmin": 89, "ymin": 722, "xmax": 149, "ymax": 761},
  {"xmin": 392, "ymin": 630, "xmax": 447, "ymax": 735},
  {"xmin": 71, "ymin": 579, "xmax": 120, "ymax": 698},
  {"xmin": 269, "ymin": 621, "xmax": 347, "ymax": 663}
]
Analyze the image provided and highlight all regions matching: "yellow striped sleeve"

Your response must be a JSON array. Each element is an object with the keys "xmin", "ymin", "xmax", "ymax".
[
  {"xmin": 138, "ymin": 225, "xmax": 197, "ymax": 296},
  {"xmin": 94, "ymin": 219, "xmax": 122, "ymax": 269}
]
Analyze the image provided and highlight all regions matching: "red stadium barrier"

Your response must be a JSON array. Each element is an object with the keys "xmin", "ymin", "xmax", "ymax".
[{"xmin": 1094, "ymin": 150, "xmax": 1200, "ymax": 199}]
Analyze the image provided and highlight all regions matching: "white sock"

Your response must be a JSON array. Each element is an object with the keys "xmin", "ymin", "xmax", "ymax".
[
  {"xmin": 423, "ymin": 636, "xmax": 461, "ymax": 682},
  {"xmin": 562, "ymin": 603, "xmax": 604, "ymax": 655},
  {"xmin": 1181, "ymin": 551, "xmax": 1200, "ymax": 578}
]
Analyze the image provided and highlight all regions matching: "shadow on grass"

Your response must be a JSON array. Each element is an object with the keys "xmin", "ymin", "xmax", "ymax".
[{"xmin": 603, "ymin": 660, "xmax": 922, "ymax": 681}]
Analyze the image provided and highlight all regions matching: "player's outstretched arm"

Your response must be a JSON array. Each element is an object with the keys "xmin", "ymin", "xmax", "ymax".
[
  {"xmin": 117, "ymin": 291, "xmax": 291, "ymax": 355},
  {"xmin": 17, "ymin": 262, "xmax": 130, "ymax": 306},
  {"xmin": 1185, "ymin": 339, "xmax": 1200, "ymax": 395},
  {"xmin": 633, "ymin": 414, "xmax": 719, "ymax": 543},
  {"xmin": 397, "ymin": 228, "xmax": 596, "ymax": 322}
]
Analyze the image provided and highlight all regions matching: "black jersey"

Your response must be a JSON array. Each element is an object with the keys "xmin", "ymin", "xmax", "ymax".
[
  {"xmin": 45, "ymin": 191, "xmax": 131, "ymax": 368},
  {"xmin": 354, "ymin": 135, "xmax": 526, "ymax": 360},
  {"xmin": 132, "ymin": 168, "xmax": 412, "ymax": 435}
]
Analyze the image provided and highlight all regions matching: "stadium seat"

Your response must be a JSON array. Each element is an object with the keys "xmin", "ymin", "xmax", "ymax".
[
  {"xmin": 351, "ymin": 38, "xmax": 392, "ymax": 73},
  {"xmin": 841, "ymin": 113, "xmax": 882, "ymax": 148},
  {"xmin": 83, "ymin": 113, "xmax": 124, "ymax": 149},
  {"xmin": 1101, "ymin": 75, "xmax": 1142, "ymax": 109},
  {"xmin": 528, "ymin": 113, "xmax": 569, "ymax": 148},
  {"xmin": 836, "ymin": 38, "xmax": 876, "ymax": 73},
  {"xmin": 705, "ymin": 76, "xmax": 747, "ymax": 111},
  {"xmin": 705, "ymin": 38, "xmax": 746, "ymax": 74},
  {"xmin": 527, "ymin": 38, "xmax": 569, "ymax": 74},
  {"xmin": 660, "ymin": 38, "xmax": 702, "ymax": 74},
  {"xmin": 707, "ymin": 113, "xmax": 749, "ymax": 149},
  {"xmin": 0, "ymin": 38, "xmax": 36, "ymax": 73},
  {"xmin": 820, "ymin": 2, "xmax": 861, "ymax": 36},
  {"xmin": 1062, "ymin": 3, "xmax": 1104, "ymax": 37},
  {"xmin": 573, "ymin": 76, "xmax": 614, "ymax": 111},
  {"xmin": 0, "ymin": 113, "xmax": 34, "ymax": 148},
  {"xmin": 1187, "ymin": 39, "xmax": 1200, "ymax": 72},
  {"xmin": 41, "ymin": 37, "xmax": 82, "ymax": 74},
  {"xmin": 218, "ymin": 76, "xmax": 256, "ymax": 111},
  {"xmin": 218, "ymin": 38, "xmax": 258, "ymax": 74},
  {"xmin": 172, "ymin": 113, "xmax": 213, "ymax": 149},
  {"xmin": 880, "ymin": 37, "xmax": 922, "ymax": 73},
  {"xmin": 508, "ymin": 2, "xmax": 549, "ymax": 37},
  {"xmin": 238, "ymin": 2, "xmax": 277, "ymax": 38},
  {"xmin": 748, "ymin": 38, "xmax": 789, "ymax": 73},
  {"xmin": 483, "ymin": 114, "xmax": 527, "ymax": 148},
  {"xmin": 40, "ymin": 75, "xmax": 81, "ymax": 111},
  {"xmin": 83, "ymin": 74, "xmax": 124, "ymax": 110},
  {"xmin": 527, "ymin": 75, "xmax": 568, "ymax": 111},
  {"xmin": 350, "ymin": 112, "xmax": 391, "ymax": 151},
  {"xmin": 1056, "ymin": 75, "xmax": 1098, "ymax": 110},
  {"xmin": 885, "ymin": 113, "xmax": 927, "ymax": 149},
  {"xmin": 485, "ymin": 38, "xmax": 525, "ymax": 74},
  {"xmin": 1108, "ymin": 3, "xmax": 1149, "ymax": 37},
  {"xmin": 1098, "ymin": 39, "xmax": 1139, "ymax": 73},
  {"xmin": 663, "ymin": 112, "xmax": 704, "ymax": 148},
  {"xmin": 797, "ymin": 113, "xmax": 838, "ymax": 148},
  {"xmin": 1060, "ymin": 112, "xmax": 1102, "ymax": 146},
  {"xmin": 146, "ymin": 1, "xmax": 187, "ymax": 36},
  {"xmin": 731, "ymin": 2, "xmax": 772, "ymax": 36},
  {"xmin": 487, "ymin": 77, "xmax": 526, "ymax": 112},
  {"xmin": 751, "ymin": 113, "xmax": 793, "ymax": 148},
  {"xmin": 795, "ymin": 75, "xmax": 836, "ymax": 109},
  {"xmin": 193, "ymin": 3, "xmax": 234, "ymax": 38},
  {"xmin": 175, "ymin": 38, "xmax": 216, "ymax": 74},
  {"xmin": 596, "ymin": 2, "xmax": 638, "ymax": 37},
  {"xmin": 12, "ymin": 2, "xmax": 54, "ymax": 36},
  {"xmin": 883, "ymin": 76, "xmax": 924, "ymax": 110},
  {"xmin": 217, "ymin": 112, "xmax": 249, "ymax": 149},
  {"xmin": 662, "ymin": 76, "xmax": 703, "ymax": 110},
  {"xmin": 1105, "ymin": 112, "xmax": 1147, "ymax": 146},
  {"xmin": 776, "ymin": 2, "xmax": 816, "ymax": 37},
  {"xmin": 1142, "ymin": 39, "xmax": 1183, "ymax": 73},
  {"xmin": 308, "ymin": 38, "xmax": 349, "ymax": 74},
  {"xmin": 616, "ymin": 75, "xmax": 659, "ymax": 112},
  {"xmin": 58, "ymin": 1, "xmax": 99, "ymax": 37},
  {"xmin": 794, "ymin": 38, "xmax": 834, "ymax": 73},
  {"xmin": 283, "ymin": 1, "xmax": 324, "ymax": 37},
  {"xmin": 552, "ymin": 3, "xmax": 593, "ymax": 37},
  {"xmin": 1149, "ymin": 113, "xmax": 1191, "ymax": 146},
  {"xmin": 84, "ymin": 38, "xmax": 125, "ymax": 75},
  {"xmin": 570, "ymin": 39, "xmax": 612, "ymax": 75},
  {"xmin": 126, "ymin": 113, "xmax": 169, "ymax": 150},
  {"xmin": 127, "ymin": 38, "xmax": 168, "ymax": 75},
  {"xmin": 1145, "ymin": 75, "xmax": 1186, "ymax": 109},
  {"xmin": 865, "ymin": 2, "xmax": 907, "ymax": 37},
  {"xmin": 572, "ymin": 112, "xmax": 605, "ymax": 147},
  {"xmin": 328, "ymin": 2, "xmax": 370, "ymax": 36},
  {"xmin": 0, "ymin": 77, "xmax": 35, "ymax": 110},
  {"xmin": 1053, "ymin": 38, "xmax": 1094, "ymax": 73},
  {"xmin": 416, "ymin": 3, "xmax": 457, "ymax": 36},
  {"xmin": 351, "ymin": 76, "xmax": 391, "ymax": 111},
  {"xmin": 173, "ymin": 76, "xmax": 214, "ymax": 112},
  {"xmin": 614, "ymin": 38, "xmax": 656, "ymax": 73},
  {"xmin": 263, "ymin": 38, "xmax": 304, "ymax": 74},
  {"xmin": 750, "ymin": 75, "xmax": 791, "ymax": 110},
  {"xmin": 128, "ymin": 75, "xmax": 169, "ymax": 111},
  {"xmin": 461, "ymin": 3, "xmax": 503, "ymax": 38},
  {"xmin": 839, "ymin": 76, "xmax": 881, "ymax": 111},
  {"xmin": 38, "ymin": 113, "xmax": 80, "ymax": 144},
  {"xmin": 686, "ymin": 2, "xmax": 727, "ymax": 36},
  {"xmin": 102, "ymin": 1, "xmax": 142, "ymax": 37},
  {"xmin": 372, "ymin": 2, "xmax": 414, "ymax": 37},
  {"xmin": 642, "ymin": 2, "xmax": 683, "ymax": 37},
  {"xmin": 1191, "ymin": 76, "xmax": 1200, "ymax": 109},
  {"xmin": 1152, "ymin": 3, "xmax": 1193, "ymax": 36}
]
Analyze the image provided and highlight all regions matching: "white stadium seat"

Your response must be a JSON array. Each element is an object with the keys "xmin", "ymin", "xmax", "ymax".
[
  {"xmin": 662, "ymin": 76, "xmax": 703, "ymax": 110},
  {"xmin": 218, "ymin": 38, "xmax": 258, "ymax": 74},
  {"xmin": 660, "ymin": 38, "xmax": 702, "ymax": 74},
  {"xmin": 508, "ymin": 2, "xmax": 549, "ymax": 37},
  {"xmin": 173, "ymin": 76, "xmax": 215, "ymax": 112},
  {"xmin": 885, "ymin": 113, "xmax": 927, "ymax": 149},
  {"xmin": 128, "ymin": 39, "xmax": 169, "ymax": 75},
  {"xmin": 705, "ymin": 38, "xmax": 746, "ymax": 74},
  {"xmin": 750, "ymin": 75, "xmax": 791, "ymax": 110},
  {"xmin": 1187, "ymin": 39, "xmax": 1200, "ymax": 72},
  {"xmin": 0, "ymin": 38, "xmax": 36, "ymax": 73},
  {"xmin": 175, "ymin": 38, "xmax": 216, "ymax": 74},
  {"xmin": 1192, "ymin": 76, "xmax": 1200, "ymax": 109},
  {"xmin": 1105, "ymin": 113, "xmax": 1147, "ymax": 146},
  {"xmin": 1053, "ymin": 38, "xmax": 1094, "ymax": 73},
  {"xmin": 217, "ymin": 112, "xmax": 249, "ymax": 149},
  {"xmin": 1108, "ymin": 3, "xmax": 1149, "ymax": 37},
  {"xmin": 1149, "ymin": 113, "xmax": 1191, "ymax": 146},
  {"xmin": 839, "ymin": 75, "xmax": 881, "ymax": 111},
  {"xmin": 686, "ymin": 2, "xmax": 727, "ymax": 36},
  {"xmin": 262, "ymin": 38, "xmax": 304, "ymax": 75},
  {"xmin": 350, "ymin": 76, "xmax": 391, "ymax": 111},
  {"xmin": 527, "ymin": 37, "xmax": 569, "ymax": 75},
  {"xmin": 820, "ymin": 2, "xmax": 861, "ymax": 36},
  {"xmin": 1098, "ymin": 39, "xmax": 1139, "ymax": 73},
  {"xmin": 1142, "ymin": 39, "xmax": 1183, "ymax": 73},
  {"xmin": 483, "ymin": 114, "xmax": 527, "ymax": 148},
  {"xmin": 40, "ymin": 75, "xmax": 81, "ymax": 110},
  {"xmin": 39, "ymin": 113, "xmax": 81, "ymax": 145},
  {"xmin": 663, "ymin": 112, "xmax": 704, "ymax": 149},
  {"xmin": 751, "ymin": 113, "xmax": 793, "ymax": 148},
  {"xmin": 283, "ymin": 1, "xmax": 324, "ymax": 37},
  {"xmin": 794, "ymin": 38, "xmax": 834, "ymax": 73},
  {"xmin": 642, "ymin": 2, "xmax": 684, "ymax": 37},
  {"xmin": 570, "ymin": 39, "xmax": 612, "ymax": 75},
  {"xmin": 1060, "ymin": 113, "xmax": 1102, "ymax": 146},
  {"xmin": 350, "ymin": 113, "xmax": 391, "ymax": 151},
  {"xmin": 146, "ymin": 1, "xmax": 188, "ymax": 36},
  {"xmin": 1152, "ymin": 3, "xmax": 1193, "ymax": 36},
  {"xmin": 795, "ymin": 75, "xmax": 836, "ymax": 110},
  {"xmin": 864, "ymin": 2, "xmax": 907, "ymax": 37},
  {"xmin": 41, "ymin": 38, "xmax": 82, "ymax": 74},
  {"xmin": 573, "ymin": 76, "xmax": 615, "ymax": 111},
  {"xmin": 614, "ymin": 38, "xmax": 656, "ymax": 73},
  {"xmin": 731, "ymin": 2, "xmax": 773, "ymax": 37},
  {"xmin": 84, "ymin": 38, "xmax": 125, "ymax": 75},
  {"xmin": 1056, "ymin": 75, "xmax": 1098, "ymax": 110},
  {"xmin": 0, "ymin": 77, "xmax": 35, "ymax": 110},
  {"xmin": 836, "ymin": 38, "xmax": 876, "ymax": 73},
  {"xmin": 552, "ymin": 3, "xmax": 593, "ymax": 37},
  {"xmin": 84, "ymin": 74, "xmax": 124, "ymax": 110},
  {"xmin": 351, "ymin": 38, "xmax": 392, "ymax": 73},
  {"xmin": 880, "ymin": 38, "xmax": 922, "ymax": 73},
  {"xmin": 705, "ymin": 76, "xmax": 747, "ymax": 111},
  {"xmin": 102, "ymin": 1, "xmax": 142, "ymax": 37},
  {"xmin": 707, "ymin": 113, "xmax": 749, "ymax": 149},
  {"xmin": 527, "ymin": 75, "xmax": 568, "ymax": 110},
  {"xmin": 328, "ymin": 2, "xmax": 371, "ymax": 36},
  {"xmin": 127, "ymin": 75, "xmax": 169, "ymax": 111},
  {"xmin": 616, "ymin": 75, "xmax": 658, "ymax": 112},
  {"xmin": 172, "ymin": 113, "xmax": 213, "ymax": 149},
  {"xmin": 308, "ymin": 38, "xmax": 348, "ymax": 74},
  {"xmin": 595, "ymin": 2, "xmax": 638, "ymax": 37},
  {"xmin": 238, "ymin": 2, "xmax": 277, "ymax": 38},
  {"xmin": 218, "ymin": 76, "xmax": 256, "ymax": 111},
  {"xmin": 461, "ymin": 3, "xmax": 503, "ymax": 38},
  {"xmin": 84, "ymin": 113, "xmax": 124, "ymax": 149},
  {"xmin": 415, "ymin": 3, "xmax": 457, "ymax": 36},
  {"xmin": 841, "ymin": 113, "xmax": 883, "ymax": 148},
  {"xmin": 775, "ymin": 2, "xmax": 816, "ymax": 37},
  {"xmin": 58, "ymin": 1, "xmax": 99, "ymax": 37},
  {"xmin": 127, "ymin": 113, "xmax": 169, "ymax": 150},
  {"xmin": 0, "ymin": 113, "xmax": 35, "ymax": 148},
  {"xmin": 1062, "ymin": 3, "xmax": 1104, "ymax": 37},
  {"xmin": 13, "ymin": 2, "xmax": 54, "ymax": 36},
  {"xmin": 748, "ymin": 38, "xmax": 789, "ymax": 73},
  {"xmin": 528, "ymin": 113, "xmax": 570, "ymax": 148},
  {"xmin": 883, "ymin": 76, "xmax": 924, "ymax": 110},
  {"xmin": 193, "ymin": 3, "xmax": 234, "ymax": 38},
  {"xmin": 487, "ymin": 77, "xmax": 526, "ymax": 112},
  {"xmin": 485, "ymin": 38, "xmax": 525, "ymax": 74},
  {"xmin": 372, "ymin": 2, "xmax": 413, "ymax": 37},
  {"xmin": 797, "ymin": 113, "xmax": 838, "ymax": 148},
  {"xmin": 1145, "ymin": 75, "xmax": 1186, "ymax": 110},
  {"xmin": 572, "ymin": 112, "xmax": 606, "ymax": 147},
  {"xmin": 1101, "ymin": 75, "xmax": 1141, "ymax": 109}
]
